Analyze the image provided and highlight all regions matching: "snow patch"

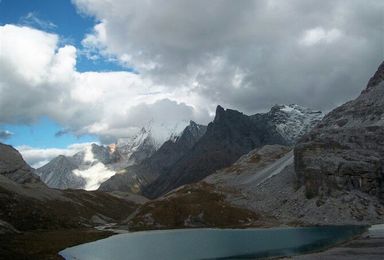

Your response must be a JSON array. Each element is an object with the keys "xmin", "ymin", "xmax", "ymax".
[
  {"xmin": 271, "ymin": 104, "xmax": 323, "ymax": 144},
  {"xmin": 73, "ymin": 162, "xmax": 115, "ymax": 190},
  {"xmin": 83, "ymin": 145, "xmax": 95, "ymax": 163}
]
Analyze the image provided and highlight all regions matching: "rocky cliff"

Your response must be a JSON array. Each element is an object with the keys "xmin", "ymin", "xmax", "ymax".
[
  {"xmin": 143, "ymin": 106, "xmax": 288, "ymax": 198},
  {"xmin": 0, "ymin": 143, "xmax": 42, "ymax": 185},
  {"xmin": 295, "ymin": 61, "xmax": 384, "ymax": 200}
]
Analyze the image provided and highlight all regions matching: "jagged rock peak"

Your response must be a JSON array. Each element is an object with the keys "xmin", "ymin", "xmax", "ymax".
[
  {"xmin": 366, "ymin": 61, "xmax": 384, "ymax": 90},
  {"xmin": 188, "ymin": 120, "xmax": 198, "ymax": 127},
  {"xmin": 50, "ymin": 154, "xmax": 73, "ymax": 164},
  {"xmin": 213, "ymin": 105, "xmax": 244, "ymax": 123},
  {"xmin": 180, "ymin": 120, "xmax": 207, "ymax": 139},
  {"xmin": 214, "ymin": 105, "xmax": 225, "ymax": 123}
]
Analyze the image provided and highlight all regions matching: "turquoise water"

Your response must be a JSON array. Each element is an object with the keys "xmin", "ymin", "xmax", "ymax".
[{"xmin": 60, "ymin": 226, "xmax": 366, "ymax": 260}]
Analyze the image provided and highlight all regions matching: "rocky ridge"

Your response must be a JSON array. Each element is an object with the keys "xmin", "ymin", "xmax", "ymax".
[
  {"xmin": 99, "ymin": 121, "xmax": 207, "ymax": 193},
  {"xmin": 143, "ymin": 104, "xmax": 321, "ymax": 198},
  {"xmin": 0, "ymin": 143, "xmax": 139, "ymax": 233},
  {"xmin": 0, "ymin": 143, "xmax": 42, "ymax": 185},
  {"xmin": 36, "ymin": 122, "xmax": 188, "ymax": 190},
  {"xmin": 129, "ymin": 144, "xmax": 384, "ymax": 230},
  {"xmin": 295, "ymin": 61, "xmax": 384, "ymax": 200},
  {"xmin": 36, "ymin": 143, "xmax": 118, "ymax": 190}
]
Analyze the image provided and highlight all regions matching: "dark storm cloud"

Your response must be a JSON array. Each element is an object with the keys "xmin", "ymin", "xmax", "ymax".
[{"xmin": 75, "ymin": 0, "xmax": 384, "ymax": 113}]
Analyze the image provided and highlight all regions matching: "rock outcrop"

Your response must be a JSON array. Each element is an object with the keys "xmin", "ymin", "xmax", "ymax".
[
  {"xmin": 295, "ymin": 61, "xmax": 384, "ymax": 200},
  {"xmin": 0, "ymin": 143, "xmax": 42, "ymax": 184}
]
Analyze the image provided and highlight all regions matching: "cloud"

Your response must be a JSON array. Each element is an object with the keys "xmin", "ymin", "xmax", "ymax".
[
  {"xmin": 73, "ymin": 162, "xmax": 115, "ymax": 190},
  {"xmin": 0, "ymin": 130, "xmax": 13, "ymax": 140},
  {"xmin": 74, "ymin": 0, "xmax": 384, "ymax": 113},
  {"xmin": 2, "ymin": 0, "xmax": 383, "ymax": 148},
  {"xmin": 55, "ymin": 129, "xmax": 70, "ymax": 137},
  {"xmin": 0, "ymin": 24, "xmax": 210, "ymax": 144},
  {"xmin": 17, "ymin": 142, "xmax": 96, "ymax": 168},
  {"xmin": 299, "ymin": 27, "xmax": 342, "ymax": 46},
  {"xmin": 19, "ymin": 12, "xmax": 57, "ymax": 31}
]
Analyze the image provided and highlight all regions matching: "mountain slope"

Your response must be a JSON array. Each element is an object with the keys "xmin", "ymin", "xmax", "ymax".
[
  {"xmin": 99, "ymin": 121, "xmax": 207, "ymax": 193},
  {"xmin": 0, "ymin": 143, "xmax": 42, "ymax": 185},
  {"xmin": 36, "ymin": 143, "xmax": 118, "ymax": 190},
  {"xmin": 143, "ymin": 104, "xmax": 321, "ymax": 198},
  {"xmin": 36, "ymin": 122, "xmax": 188, "ymax": 190},
  {"xmin": 115, "ymin": 121, "xmax": 189, "ymax": 165},
  {"xmin": 115, "ymin": 127, "xmax": 157, "ymax": 166},
  {"xmin": 0, "ymin": 143, "xmax": 138, "ymax": 233},
  {"xmin": 129, "ymin": 142, "xmax": 384, "ymax": 231},
  {"xmin": 36, "ymin": 155, "xmax": 85, "ymax": 189},
  {"xmin": 295, "ymin": 61, "xmax": 384, "ymax": 200},
  {"xmin": 264, "ymin": 104, "xmax": 323, "ymax": 144}
]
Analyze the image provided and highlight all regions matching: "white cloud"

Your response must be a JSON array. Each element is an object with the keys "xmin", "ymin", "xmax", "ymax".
[
  {"xmin": 299, "ymin": 27, "xmax": 342, "ymax": 46},
  {"xmin": 73, "ymin": 162, "xmax": 115, "ymax": 190},
  {"xmin": 1, "ymin": 0, "xmax": 383, "ymax": 150},
  {"xmin": 17, "ymin": 142, "xmax": 96, "ymax": 168},
  {"xmin": 19, "ymin": 12, "xmax": 57, "ymax": 31},
  {"xmin": 0, "ymin": 25, "xmax": 58, "ymax": 84},
  {"xmin": 0, "ymin": 24, "xmax": 210, "ymax": 144}
]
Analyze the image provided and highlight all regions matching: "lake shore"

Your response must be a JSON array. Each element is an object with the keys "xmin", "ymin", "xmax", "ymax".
[
  {"xmin": 1, "ymin": 225, "xmax": 383, "ymax": 259},
  {"xmin": 285, "ymin": 224, "xmax": 384, "ymax": 260},
  {"xmin": 0, "ymin": 229, "xmax": 114, "ymax": 260}
]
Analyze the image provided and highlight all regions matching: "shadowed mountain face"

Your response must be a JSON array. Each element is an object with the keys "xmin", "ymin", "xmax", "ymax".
[
  {"xmin": 0, "ymin": 143, "xmax": 138, "ymax": 233},
  {"xmin": 295, "ymin": 61, "xmax": 384, "ymax": 200},
  {"xmin": 98, "ymin": 121, "xmax": 207, "ymax": 193},
  {"xmin": 142, "ymin": 106, "xmax": 288, "ymax": 198},
  {"xmin": 36, "ymin": 155, "xmax": 85, "ymax": 189},
  {"xmin": 100, "ymin": 104, "xmax": 322, "ymax": 199},
  {"xmin": 0, "ymin": 143, "xmax": 42, "ymax": 185}
]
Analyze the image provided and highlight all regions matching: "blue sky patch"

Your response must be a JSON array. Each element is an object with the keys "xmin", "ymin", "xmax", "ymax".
[
  {"xmin": 0, "ymin": 0, "xmax": 134, "ymax": 148},
  {"xmin": 1, "ymin": 116, "xmax": 97, "ymax": 148}
]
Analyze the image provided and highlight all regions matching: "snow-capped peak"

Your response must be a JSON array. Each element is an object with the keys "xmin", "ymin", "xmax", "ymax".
[
  {"xmin": 36, "ymin": 142, "xmax": 117, "ymax": 191},
  {"xmin": 269, "ymin": 104, "xmax": 324, "ymax": 144},
  {"xmin": 114, "ymin": 120, "xmax": 189, "ymax": 165}
]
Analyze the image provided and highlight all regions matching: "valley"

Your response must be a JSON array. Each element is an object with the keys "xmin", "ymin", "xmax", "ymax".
[{"xmin": 1, "ymin": 62, "xmax": 384, "ymax": 259}]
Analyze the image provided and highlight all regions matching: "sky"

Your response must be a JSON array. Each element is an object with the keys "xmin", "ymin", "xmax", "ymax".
[{"xmin": 0, "ymin": 0, "xmax": 383, "ymax": 167}]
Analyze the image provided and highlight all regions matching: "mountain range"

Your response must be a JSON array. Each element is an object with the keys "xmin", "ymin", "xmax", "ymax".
[
  {"xmin": 36, "ymin": 103, "xmax": 322, "ymax": 195},
  {"xmin": 1, "ymin": 61, "xmax": 384, "ymax": 258},
  {"xmin": 102, "ymin": 104, "xmax": 323, "ymax": 198},
  {"xmin": 35, "ymin": 122, "xmax": 188, "ymax": 190}
]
